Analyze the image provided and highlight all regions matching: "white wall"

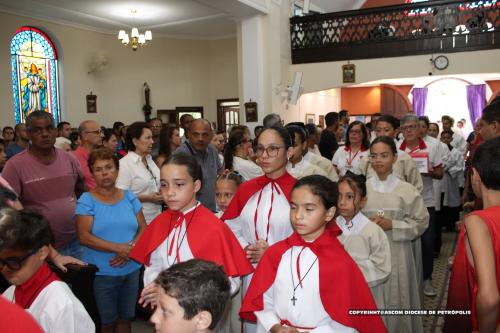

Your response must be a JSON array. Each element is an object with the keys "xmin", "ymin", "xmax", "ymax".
[
  {"xmin": 295, "ymin": 88, "xmax": 341, "ymax": 124},
  {"xmin": 0, "ymin": 12, "xmax": 238, "ymax": 127},
  {"xmin": 291, "ymin": 50, "xmax": 500, "ymax": 94}
]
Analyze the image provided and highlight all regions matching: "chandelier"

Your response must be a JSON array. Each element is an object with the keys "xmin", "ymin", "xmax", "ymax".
[{"xmin": 118, "ymin": 10, "xmax": 152, "ymax": 51}]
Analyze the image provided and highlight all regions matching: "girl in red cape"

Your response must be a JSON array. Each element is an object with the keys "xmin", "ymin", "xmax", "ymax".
[
  {"xmin": 222, "ymin": 126, "xmax": 297, "ymax": 333},
  {"xmin": 445, "ymin": 137, "xmax": 500, "ymax": 333},
  {"xmin": 129, "ymin": 152, "xmax": 253, "ymax": 308},
  {"xmin": 240, "ymin": 175, "xmax": 387, "ymax": 333}
]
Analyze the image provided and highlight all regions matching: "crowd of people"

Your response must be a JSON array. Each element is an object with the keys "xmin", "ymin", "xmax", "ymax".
[{"xmin": 0, "ymin": 97, "xmax": 499, "ymax": 333}]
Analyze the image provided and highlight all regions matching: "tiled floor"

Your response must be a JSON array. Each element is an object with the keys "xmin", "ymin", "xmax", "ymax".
[
  {"xmin": 131, "ymin": 231, "xmax": 459, "ymax": 333},
  {"xmin": 422, "ymin": 231, "xmax": 458, "ymax": 333}
]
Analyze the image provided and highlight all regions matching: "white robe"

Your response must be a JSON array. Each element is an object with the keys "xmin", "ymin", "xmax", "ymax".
[
  {"xmin": 362, "ymin": 174, "xmax": 429, "ymax": 333},
  {"xmin": 304, "ymin": 151, "xmax": 339, "ymax": 182},
  {"xmin": 145, "ymin": 203, "xmax": 240, "ymax": 293},
  {"xmin": 441, "ymin": 146, "xmax": 464, "ymax": 207},
  {"xmin": 233, "ymin": 156, "xmax": 263, "ymax": 181},
  {"xmin": 287, "ymin": 158, "xmax": 328, "ymax": 180},
  {"xmin": 225, "ymin": 182, "xmax": 293, "ymax": 333},
  {"xmin": 336, "ymin": 213, "xmax": 391, "ymax": 309},
  {"xmin": 331, "ymin": 147, "xmax": 369, "ymax": 176},
  {"xmin": 255, "ymin": 246, "xmax": 358, "ymax": 333},
  {"xmin": 3, "ymin": 281, "xmax": 95, "ymax": 333}
]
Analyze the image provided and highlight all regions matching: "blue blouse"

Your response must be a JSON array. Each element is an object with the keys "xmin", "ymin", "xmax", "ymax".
[{"xmin": 76, "ymin": 190, "xmax": 142, "ymax": 276}]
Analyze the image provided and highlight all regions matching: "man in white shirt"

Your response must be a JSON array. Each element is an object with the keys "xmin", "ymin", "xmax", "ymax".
[{"xmin": 400, "ymin": 114, "xmax": 443, "ymax": 297}]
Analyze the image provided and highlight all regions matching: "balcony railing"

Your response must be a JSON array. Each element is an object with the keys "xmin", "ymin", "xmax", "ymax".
[{"xmin": 290, "ymin": 0, "xmax": 499, "ymax": 64}]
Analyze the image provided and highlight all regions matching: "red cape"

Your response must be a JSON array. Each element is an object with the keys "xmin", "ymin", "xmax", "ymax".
[
  {"xmin": 445, "ymin": 206, "xmax": 500, "ymax": 332},
  {"xmin": 443, "ymin": 225, "xmax": 472, "ymax": 333},
  {"xmin": 130, "ymin": 204, "xmax": 253, "ymax": 277},
  {"xmin": 221, "ymin": 172, "xmax": 296, "ymax": 221},
  {"xmin": 0, "ymin": 297, "xmax": 43, "ymax": 333},
  {"xmin": 240, "ymin": 225, "xmax": 387, "ymax": 333}
]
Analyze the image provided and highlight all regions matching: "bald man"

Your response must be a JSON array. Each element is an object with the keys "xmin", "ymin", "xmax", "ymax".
[
  {"xmin": 73, "ymin": 120, "xmax": 104, "ymax": 190},
  {"xmin": 174, "ymin": 119, "xmax": 222, "ymax": 211}
]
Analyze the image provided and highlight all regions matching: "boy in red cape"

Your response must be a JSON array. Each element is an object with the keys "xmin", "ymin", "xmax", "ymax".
[
  {"xmin": 240, "ymin": 175, "xmax": 386, "ymax": 333},
  {"xmin": 445, "ymin": 136, "xmax": 500, "ymax": 333}
]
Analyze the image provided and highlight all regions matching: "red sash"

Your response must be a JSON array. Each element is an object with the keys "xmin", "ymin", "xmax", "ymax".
[{"xmin": 221, "ymin": 172, "xmax": 296, "ymax": 221}]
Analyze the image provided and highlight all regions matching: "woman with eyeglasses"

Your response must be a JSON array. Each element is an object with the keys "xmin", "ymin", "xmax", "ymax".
[
  {"xmin": 332, "ymin": 120, "xmax": 370, "ymax": 176},
  {"xmin": 222, "ymin": 126, "xmax": 296, "ymax": 333},
  {"xmin": 116, "ymin": 122, "xmax": 162, "ymax": 224},
  {"xmin": 362, "ymin": 136, "xmax": 429, "ymax": 333},
  {"xmin": 76, "ymin": 148, "xmax": 146, "ymax": 333},
  {"xmin": 224, "ymin": 128, "xmax": 262, "ymax": 181}
]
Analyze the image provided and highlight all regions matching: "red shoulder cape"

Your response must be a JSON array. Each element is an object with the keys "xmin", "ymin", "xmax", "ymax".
[
  {"xmin": 130, "ymin": 205, "xmax": 253, "ymax": 277},
  {"xmin": 445, "ymin": 206, "xmax": 500, "ymax": 332},
  {"xmin": 0, "ymin": 297, "xmax": 43, "ymax": 333},
  {"xmin": 240, "ymin": 225, "xmax": 387, "ymax": 333},
  {"xmin": 221, "ymin": 172, "xmax": 296, "ymax": 221}
]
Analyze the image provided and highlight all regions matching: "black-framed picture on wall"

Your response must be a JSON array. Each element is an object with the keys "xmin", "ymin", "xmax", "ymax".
[
  {"xmin": 245, "ymin": 101, "xmax": 258, "ymax": 122},
  {"xmin": 86, "ymin": 92, "xmax": 97, "ymax": 113}
]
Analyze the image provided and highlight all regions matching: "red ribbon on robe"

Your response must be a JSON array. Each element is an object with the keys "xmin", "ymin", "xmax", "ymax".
[{"xmin": 221, "ymin": 172, "xmax": 296, "ymax": 222}]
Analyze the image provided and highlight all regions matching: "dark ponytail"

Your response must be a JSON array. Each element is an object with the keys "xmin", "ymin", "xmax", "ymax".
[{"xmin": 223, "ymin": 129, "xmax": 246, "ymax": 170}]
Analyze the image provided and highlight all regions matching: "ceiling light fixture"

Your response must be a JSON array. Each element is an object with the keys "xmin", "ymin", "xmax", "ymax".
[{"xmin": 118, "ymin": 10, "xmax": 152, "ymax": 51}]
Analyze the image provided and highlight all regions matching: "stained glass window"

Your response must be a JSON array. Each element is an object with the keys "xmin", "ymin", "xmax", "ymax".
[{"xmin": 10, "ymin": 26, "xmax": 60, "ymax": 124}]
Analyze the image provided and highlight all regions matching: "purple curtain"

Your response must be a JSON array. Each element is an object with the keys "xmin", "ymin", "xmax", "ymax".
[
  {"xmin": 466, "ymin": 84, "xmax": 486, "ymax": 125},
  {"xmin": 412, "ymin": 87, "xmax": 428, "ymax": 117}
]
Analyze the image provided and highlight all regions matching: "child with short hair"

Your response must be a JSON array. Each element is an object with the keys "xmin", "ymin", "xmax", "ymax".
[
  {"xmin": 445, "ymin": 137, "xmax": 500, "ymax": 332},
  {"xmin": 240, "ymin": 175, "xmax": 386, "ymax": 333},
  {"xmin": 0, "ymin": 208, "xmax": 95, "ymax": 333},
  {"xmin": 215, "ymin": 171, "xmax": 244, "ymax": 218},
  {"xmin": 336, "ymin": 172, "xmax": 391, "ymax": 309},
  {"xmin": 150, "ymin": 259, "xmax": 231, "ymax": 333}
]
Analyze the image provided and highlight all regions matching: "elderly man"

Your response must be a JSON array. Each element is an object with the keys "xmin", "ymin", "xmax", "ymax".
[
  {"xmin": 262, "ymin": 113, "xmax": 283, "ymax": 128},
  {"xmin": 174, "ymin": 118, "xmax": 222, "ymax": 211},
  {"xmin": 2, "ymin": 111, "xmax": 85, "ymax": 256},
  {"xmin": 73, "ymin": 120, "xmax": 104, "ymax": 190},
  {"xmin": 399, "ymin": 114, "xmax": 444, "ymax": 297}
]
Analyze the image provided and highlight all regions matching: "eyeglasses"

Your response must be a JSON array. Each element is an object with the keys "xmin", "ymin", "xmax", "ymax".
[
  {"xmin": 29, "ymin": 126, "xmax": 54, "ymax": 135},
  {"xmin": 369, "ymin": 152, "xmax": 393, "ymax": 160},
  {"xmin": 255, "ymin": 145, "xmax": 285, "ymax": 157},
  {"xmin": 85, "ymin": 129, "xmax": 102, "ymax": 135},
  {"xmin": 400, "ymin": 124, "xmax": 418, "ymax": 132},
  {"xmin": 0, "ymin": 248, "xmax": 38, "ymax": 271}
]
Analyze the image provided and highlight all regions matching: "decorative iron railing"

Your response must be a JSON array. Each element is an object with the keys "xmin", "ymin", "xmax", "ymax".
[{"xmin": 290, "ymin": 0, "xmax": 499, "ymax": 64}]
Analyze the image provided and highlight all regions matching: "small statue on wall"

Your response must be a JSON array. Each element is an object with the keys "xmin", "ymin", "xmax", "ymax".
[{"xmin": 143, "ymin": 82, "xmax": 152, "ymax": 121}]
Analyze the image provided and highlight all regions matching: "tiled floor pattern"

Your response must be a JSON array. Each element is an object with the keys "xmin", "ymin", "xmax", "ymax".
[{"xmin": 422, "ymin": 231, "xmax": 458, "ymax": 333}]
